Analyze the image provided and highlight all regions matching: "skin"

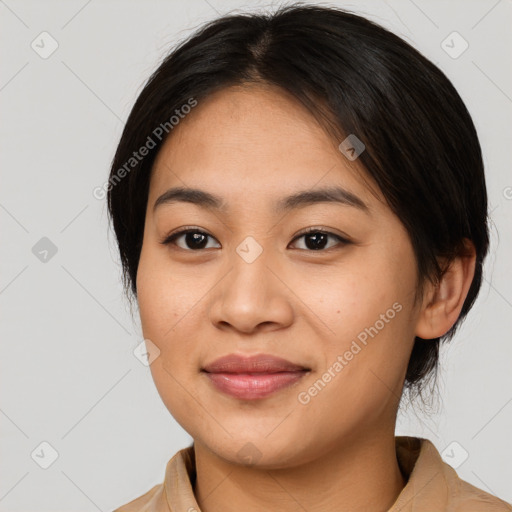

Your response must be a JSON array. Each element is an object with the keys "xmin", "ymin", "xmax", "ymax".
[{"xmin": 136, "ymin": 84, "xmax": 476, "ymax": 512}]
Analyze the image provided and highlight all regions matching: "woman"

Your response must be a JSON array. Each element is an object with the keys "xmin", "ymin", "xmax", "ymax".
[{"xmin": 109, "ymin": 3, "xmax": 511, "ymax": 510}]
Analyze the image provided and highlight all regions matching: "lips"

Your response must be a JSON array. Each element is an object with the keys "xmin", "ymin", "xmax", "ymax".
[
  {"xmin": 203, "ymin": 353, "xmax": 309, "ymax": 373},
  {"xmin": 202, "ymin": 354, "xmax": 310, "ymax": 400}
]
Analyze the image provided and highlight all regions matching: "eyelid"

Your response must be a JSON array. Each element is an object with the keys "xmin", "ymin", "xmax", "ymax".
[
  {"xmin": 290, "ymin": 225, "xmax": 351, "ymax": 242},
  {"xmin": 159, "ymin": 226, "xmax": 351, "ymax": 250},
  {"xmin": 287, "ymin": 226, "xmax": 351, "ymax": 251},
  {"xmin": 159, "ymin": 226, "xmax": 218, "ymax": 247}
]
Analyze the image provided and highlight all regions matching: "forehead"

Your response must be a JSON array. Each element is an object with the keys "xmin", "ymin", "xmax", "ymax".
[{"xmin": 149, "ymin": 85, "xmax": 383, "ymax": 211}]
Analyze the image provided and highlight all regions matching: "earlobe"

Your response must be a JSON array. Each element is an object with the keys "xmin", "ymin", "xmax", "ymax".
[{"xmin": 415, "ymin": 240, "xmax": 477, "ymax": 340}]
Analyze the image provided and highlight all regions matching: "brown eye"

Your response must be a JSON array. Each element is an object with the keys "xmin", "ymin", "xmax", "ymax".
[
  {"xmin": 160, "ymin": 229, "xmax": 220, "ymax": 250},
  {"xmin": 289, "ymin": 229, "xmax": 350, "ymax": 251},
  {"xmin": 160, "ymin": 227, "xmax": 350, "ymax": 252}
]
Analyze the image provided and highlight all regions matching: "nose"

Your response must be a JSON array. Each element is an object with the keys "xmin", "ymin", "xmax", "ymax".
[{"xmin": 208, "ymin": 246, "xmax": 294, "ymax": 335}]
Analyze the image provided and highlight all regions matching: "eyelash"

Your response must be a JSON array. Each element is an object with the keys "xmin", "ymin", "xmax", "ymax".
[{"xmin": 159, "ymin": 226, "xmax": 351, "ymax": 252}]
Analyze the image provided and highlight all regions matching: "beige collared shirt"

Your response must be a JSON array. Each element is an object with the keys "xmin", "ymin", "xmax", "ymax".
[{"xmin": 114, "ymin": 436, "xmax": 511, "ymax": 511}]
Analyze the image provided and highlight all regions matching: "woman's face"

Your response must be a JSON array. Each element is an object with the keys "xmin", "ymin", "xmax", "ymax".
[{"xmin": 136, "ymin": 85, "xmax": 422, "ymax": 468}]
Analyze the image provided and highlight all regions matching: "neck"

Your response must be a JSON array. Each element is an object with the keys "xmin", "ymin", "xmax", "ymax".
[{"xmin": 193, "ymin": 431, "xmax": 406, "ymax": 512}]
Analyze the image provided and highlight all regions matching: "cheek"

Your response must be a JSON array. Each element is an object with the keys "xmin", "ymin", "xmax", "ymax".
[
  {"xmin": 136, "ymin": 244, "xmax": 211, "ymax": 400},
  {"xmin": 136, "ymin": 250, "xmax": 203, "ymax": 425},
  {"xmin": 308, "ymin": 265, "xmax": 402, "ymax": 340},
  {"xmin": 136, "ymin": 244, "xmax": 198, "ymax": 338},
  {"xmin": 309, "ymin": 244, "xmax": 417, "ymax": 378},
  {"xmin": 298, "ymin": 283, "xmax": 414, "ymax": 434}
]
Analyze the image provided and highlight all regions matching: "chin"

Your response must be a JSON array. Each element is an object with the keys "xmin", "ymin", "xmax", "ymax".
[{"xmin": 197, "ymin": 430, "xmax": 315, "ymax": 469}]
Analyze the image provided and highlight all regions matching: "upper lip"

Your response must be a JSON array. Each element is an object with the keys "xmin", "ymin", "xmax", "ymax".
[{"xmin": 202, "ymin": 354, "xmax": 309, "ymax": 373}]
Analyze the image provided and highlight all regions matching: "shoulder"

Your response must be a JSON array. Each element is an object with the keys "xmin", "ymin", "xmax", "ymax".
[
  {"xmin": 394, "ymin": 437, "xmax": 511, "ymax": 511},
  {"xmin": 112, "ymin": 483, "xmax": 164, "ymax": 512},
  {"xmin": 453, "ymin": 479, "xmax": 512, "ymax": 511},
  {"xmin": 112, "ymin": 445, "xmax": 196, "ymax": 512},
  {"xmin": 437, "ymin": 444, "xmax": 511, "ymax": 511}
]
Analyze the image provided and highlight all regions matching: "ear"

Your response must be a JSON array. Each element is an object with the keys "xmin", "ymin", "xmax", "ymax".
[{"xmin": 415, "ymin": 240, "xmax": 477, "ymax": 340}]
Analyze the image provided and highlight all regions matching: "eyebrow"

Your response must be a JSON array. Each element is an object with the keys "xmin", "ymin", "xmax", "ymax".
[{"xmin": 153, "ymin": 185, "xmax": 369, "ymax": 214}]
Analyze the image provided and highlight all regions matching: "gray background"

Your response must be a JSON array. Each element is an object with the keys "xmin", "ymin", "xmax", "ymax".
[{"xmin": 1, "ymin": 0, "xmax": 511, "ymax": 510}]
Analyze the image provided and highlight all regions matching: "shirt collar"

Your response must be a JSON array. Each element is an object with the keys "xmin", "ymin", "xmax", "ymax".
[{"xmin": 160, "ymin": 436, "xmax": 456, "ymax": 511}]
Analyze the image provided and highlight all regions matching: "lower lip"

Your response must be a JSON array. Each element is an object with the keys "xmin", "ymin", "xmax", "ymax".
[{"xmin": 204, "ymin": 371, "xmax": 308, "ymax": 400}]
